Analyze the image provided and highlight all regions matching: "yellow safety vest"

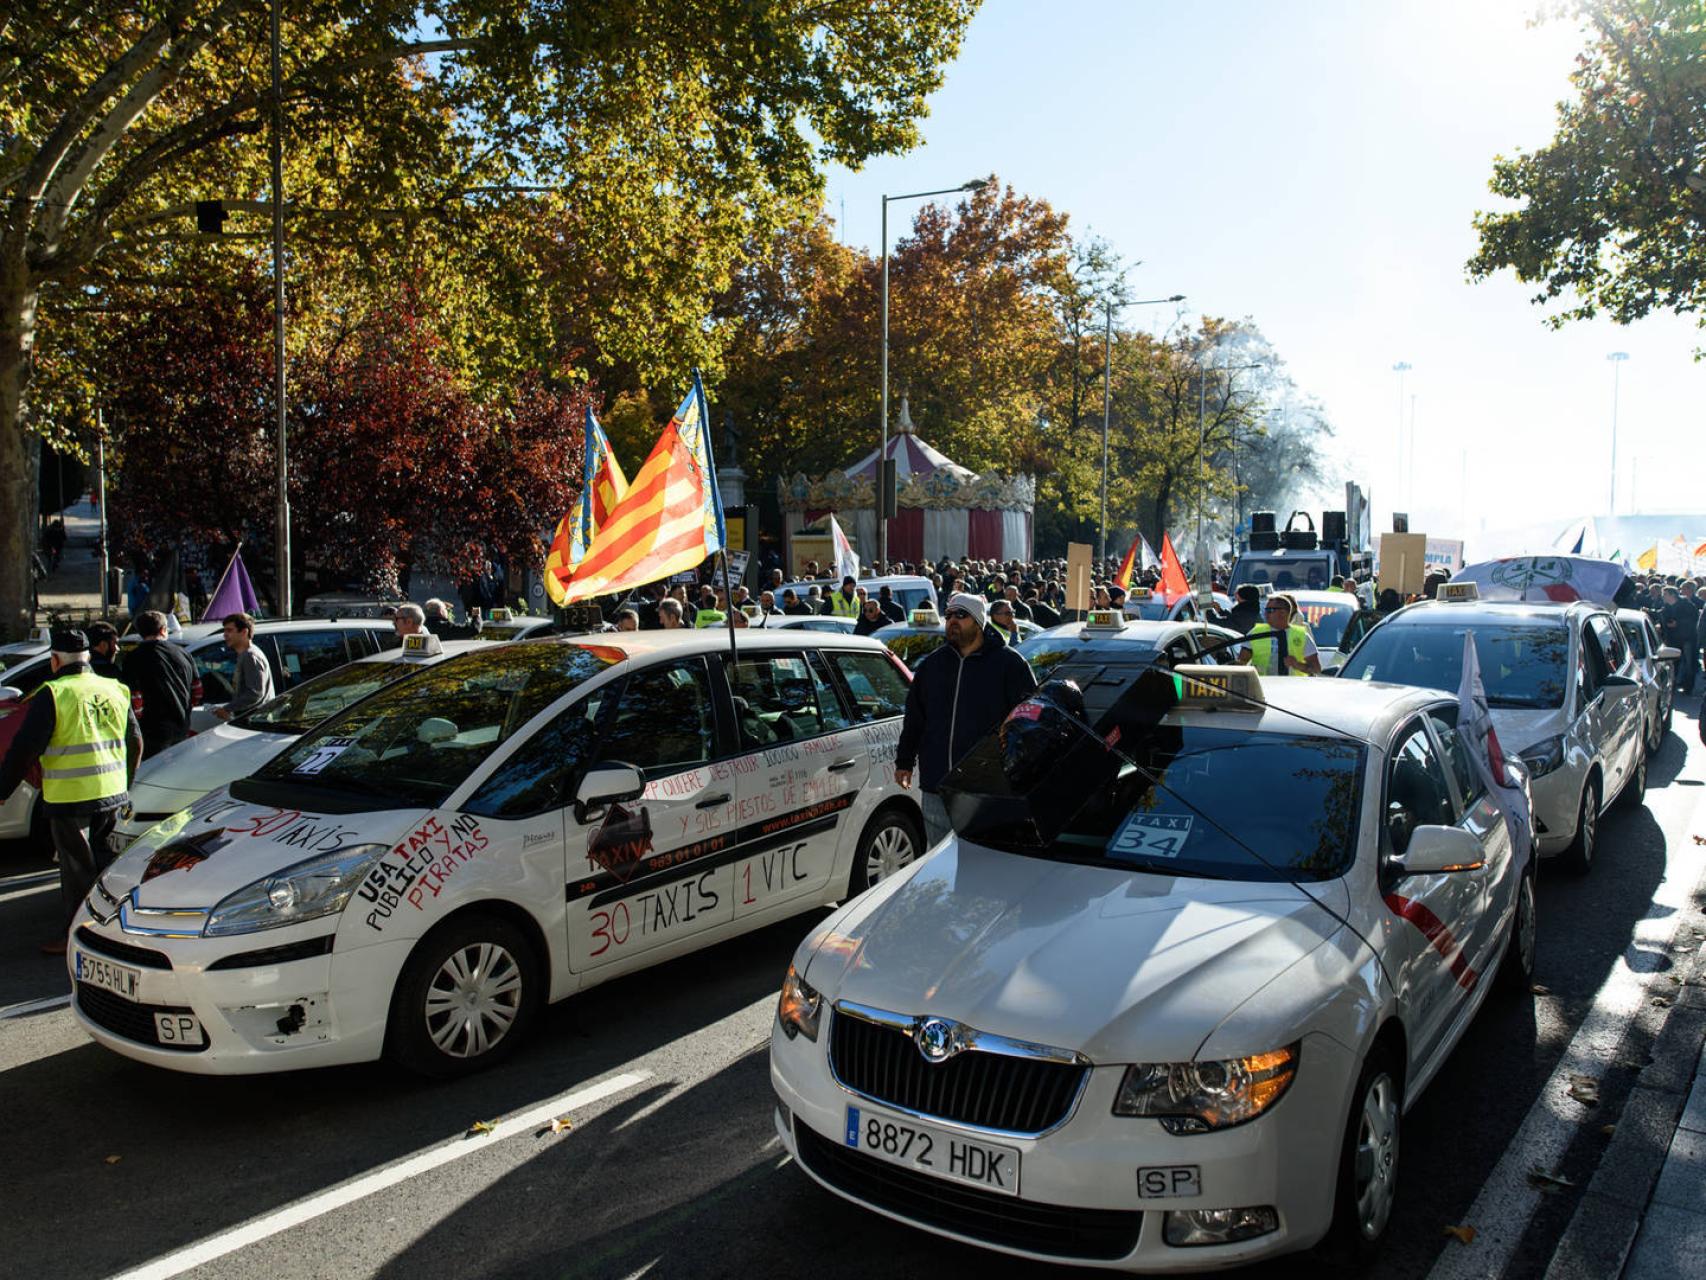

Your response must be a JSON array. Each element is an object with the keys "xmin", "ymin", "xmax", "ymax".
[
  {"xmin": 1247, "ymin": 623, "xmax": 1312, "ymax": 676},
  {"xmin": 694, "ymin": 608, "xmax": 727, "ymax": 628},
  {"xmin": 40, "ymin": 671, "xmax": 131, "ymax": 804},
  {"xmin": 829, "ymin": 591, "xmax": 861, "ymax": 618}
]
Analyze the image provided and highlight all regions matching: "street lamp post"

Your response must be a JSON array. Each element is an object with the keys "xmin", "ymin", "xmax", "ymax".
[
  {"xmin": 1607, "ymin": 352, "xmax": 1629, "ymax": 514},
  {"xmin": 1098, "ymin": 294, "xmax": 1183, "ymax": 566},
  {"xmin": 1391, "ymin": 361, "xmax": 1411, "ymax": 514},
  {"xmin": 881, "ymin": 178, "xmax": 987, "ymax": 571},
  {"xmin": 270, "ymin": 0, "xmax": 290, "ymax": 617}
]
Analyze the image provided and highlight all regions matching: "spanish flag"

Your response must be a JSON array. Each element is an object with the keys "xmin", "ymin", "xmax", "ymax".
[
  {"xmin": 559, "ymin": 374, "xmax": 726, "ymax": 603},
  {"xmin": 1114, "ymin": 532, "xmax": 1158, "ymax": 591},
  {"xmin": 545, "ymin": 406, "xmax": 629, "ymax": 605}
]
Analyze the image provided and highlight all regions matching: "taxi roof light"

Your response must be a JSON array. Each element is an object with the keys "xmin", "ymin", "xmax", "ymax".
[
  {"xmin": 1438, "ymin": 581, "xmax": 1480, "ymax": 602},
  {"xmin": 909, "ymin": 606, "xmax": 940, "ymax": 626},
  {"xmin": 400, "ymin": 633, "xmax": 443, "ymax": 657},
  {"xmin": 1083, "ymin": 608, "xmax": 1126, "ymax": 632},
  {"xmin": 1173, "ymin": 663, "xmax": 1264, "ymax": 710},
  {"xmin": 1126, "ymin": 587, "xmax": 1153, "ymax": 601},
  {"xmin": 488, "ymin": 607, "xmax": 513, "ymax": 622}
]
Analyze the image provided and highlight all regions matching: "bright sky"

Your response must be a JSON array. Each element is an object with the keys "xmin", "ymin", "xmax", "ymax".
[{"xmin": 821, "ymin": 0, "xmax": 1706, "ymax": 550}]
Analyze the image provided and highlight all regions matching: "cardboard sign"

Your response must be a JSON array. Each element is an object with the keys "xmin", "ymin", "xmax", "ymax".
[
  {"xmin": 1378, "ymin": 533, "xmax": 1429, "ymax": 598},
  {"xmin": 1066, "ymin": 542, "xmax": 1093, "ymax": 613}
]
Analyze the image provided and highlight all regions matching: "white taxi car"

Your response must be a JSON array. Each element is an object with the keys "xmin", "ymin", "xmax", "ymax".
[
  {"xmin": 1339, "ymin": 594, "xmax": 1644, "ymax": 873},
  {"xmin": 113, "ymin": 635, "xmax": 481, "ymax": 848},
  {"xmin": 771, "ymin": 666, "xmax": 1533, "ymax": 1271},
  {"xmin": 70, "ymin": 631, "xmax": 920, "ymax": 1076}
]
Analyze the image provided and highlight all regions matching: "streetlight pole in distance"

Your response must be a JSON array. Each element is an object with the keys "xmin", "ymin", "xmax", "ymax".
[
  {"xmin": 1607, "ymin": 352, "xmax": 1629, "ymax": 515},
  {"xmin": 880, "ymin": 178, "xmax": 988, "ymax": 571},
  {"xmin": 1099, "ymin": 294, "xmax": 1184, "ymax": 566},
  {"xmin": 1391, "ymin": 362, "xmax": 1411, "ymax": 518}
]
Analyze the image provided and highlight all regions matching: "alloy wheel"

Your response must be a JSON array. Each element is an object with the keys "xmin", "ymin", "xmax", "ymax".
[
  {"xmin": 1353, "ymin": 1072, "xmax": 1401, "ymax": 1240},
  {"xmin": 865, "ymin": 822, "xmax": 917, "ymax": 886}
]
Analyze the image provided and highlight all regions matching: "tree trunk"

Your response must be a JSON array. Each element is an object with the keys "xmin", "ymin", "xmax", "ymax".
[
  {"xmin": 1152, "ymin": 476, "xmax": 1173, "ymax": 551},
  {"xmin": 0, "ymin": 239, "xmax": 39, "ymax": 641}
]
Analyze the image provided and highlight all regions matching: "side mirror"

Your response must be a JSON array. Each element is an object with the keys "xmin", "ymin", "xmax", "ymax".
[
  {"xmin": 574, "ymin": 762, "xmax": 643, "ymax": 824},
  {"xmin": 0, "ymin": 684, "xmax": 23, "ymax": 703},
  {"xmin": 1390, "ymin": 825, "xmax": 1484, "ymax": 876},
  {"xmin": 1655, "ymin": 646, "xmax": 1681, "ymax": 663},
  {"xmin": 1601, "ymin": 673, "xmax": 1638, "ymax": 690}
]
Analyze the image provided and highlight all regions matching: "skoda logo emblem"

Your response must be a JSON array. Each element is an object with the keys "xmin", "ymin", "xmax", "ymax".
[{"xmin": 914, "ymin": 1018, "xmax": 957, "ymax": 1063}]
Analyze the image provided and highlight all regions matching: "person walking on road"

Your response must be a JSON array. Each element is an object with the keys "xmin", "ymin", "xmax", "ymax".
[
  {"xmin": 1659, "ymin": 586, "xmax": 1695, "ymax": 695},
  {"xmin": 123, "ymin": 610, "xmax": 195, "ymax": 758},
  {"xmin": 828, "ymin": 576, "xmax": 861, "ymax": 619},
  {"xmin": 0, "ymin": 629, "xmax": 142, "ymax": 952},
  {"xmin": 1239, "ymin": 594, "xmax": 1322, "ymax": 676},
  {"xmin": 86, "ymin": 622, "xmax": 124, "ymax": 683},
  {"xmin": 894, "ymin": 593, "xmax": 1037, "ymax": 846},
  {"xmin": 212, "ymin": 612, "xmax": 273, "ymax": 721}
]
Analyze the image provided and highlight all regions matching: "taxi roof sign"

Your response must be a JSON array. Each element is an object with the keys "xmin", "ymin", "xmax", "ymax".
[
  {"xmin": 400, "ymin": 632, "xmax": 443, "ymax": 657},
  {"xmin": 909, "ymin": 606, "xmax": 940, "ymax": 626},
  {"xmin": 1173, "ymin": 663, "xmax": 1263, "ymax": 710},
  {"xmin": 1437, "ymin": 581, "xmax": 1480, "ymax": 603},
  {"xmin": 489, "ymin": 607, "xmax": 513, "ymax": 623},
  {"xmin": 740, "ymin": 604, "xmax": 760, "ymax": 618},
  {"xmin": 1126, "ymin": 587, "xmax": 1153, "ymax": 601},
  {"xmin": 28, "ymin": 626, "xmax": 50, "ymax": 644},
  {"xmin": 1083, "ymin": 608, "xmax": 1125, "ymax": 632}
]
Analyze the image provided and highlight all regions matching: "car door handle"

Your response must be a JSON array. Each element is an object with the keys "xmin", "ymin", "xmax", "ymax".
[
  {"xmin": 695, "ymin": 793, "xmax": 730, "ymax": 809},
  {"xmin": 828, "ymin": 759, "xmax": 859, "ymax": 772}
]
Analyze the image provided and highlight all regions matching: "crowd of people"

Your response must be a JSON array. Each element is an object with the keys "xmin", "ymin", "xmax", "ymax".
[{"xmin": 1631, "ymin": 575, "xmax": 1705, "ymax": 697}]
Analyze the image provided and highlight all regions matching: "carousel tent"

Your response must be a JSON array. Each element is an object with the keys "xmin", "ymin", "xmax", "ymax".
[{"xmin": 778, "ymin": 412, "xmax": 1034, "ymax": 566}]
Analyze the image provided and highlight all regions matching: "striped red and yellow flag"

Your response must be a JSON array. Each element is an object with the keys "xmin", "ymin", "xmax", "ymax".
[
  {"xmin": 1114, "ymin": 533, "xmax": 1139, "ymax": 592},
  {"xmin": 545, "ymin": 407, "xmax": 629, "ymax": 606},
  {"xmin": 560, "ymin": 375, "xmax": 726, "ymax": 603}
]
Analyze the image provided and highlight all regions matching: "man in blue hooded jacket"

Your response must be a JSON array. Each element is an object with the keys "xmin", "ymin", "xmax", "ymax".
[{"xmin": 894, "ymin": 593, "xmax": 1037, "ymax": 846}]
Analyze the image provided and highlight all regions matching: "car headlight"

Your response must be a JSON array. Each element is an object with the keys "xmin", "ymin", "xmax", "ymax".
[
  {"xmin": 1516, "ymin": 735, "xmax": 1565, "ymax": 778},
  {"xmin": 777, "ymin": 964, "xmax": 823, "ymax": 1041},
  {"xmin": 1112, "ymin": 1043, "xmax": 1299, "ymax": 1133},
  {"xmin": 204, "ymin": 843, "xmax": 390, "ymax": 937}
]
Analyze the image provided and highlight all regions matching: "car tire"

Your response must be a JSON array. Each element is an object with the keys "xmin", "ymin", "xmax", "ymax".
[
  {"xmin": 1561, "ymin": 778, "xmax": 1600, "ymax": 876},
  {"xmin": 1647, "ymin": 715, "xmax": 1663, "ymax": 756},
  {"xmin": 1616, "ymin": 749, "xmax": 1648, "ymax": 811},
  {"xmin": 847, "ymin": 806, "xmax": 923, "ymax": 897},
  {"xmin": 1497, "ymin": 865, "xmax": 1538, "ymax": 995},
  {"xmin": 1317, "ymin": 1045, "xmax": 1403, "ymax": 1270},
  {"xmin": 385, "ymin": 914, "xmax": 543, "ymax": 1079}
]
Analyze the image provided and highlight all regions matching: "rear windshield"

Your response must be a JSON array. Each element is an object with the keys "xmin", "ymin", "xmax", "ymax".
[
  {"xmin": 1016, "ymin": 635, "xmax": 1156, "ymax": 684},
  {"xmin": 1233, "ymin": 556, "xmax": 1333, "ymax": 592},
  {"xmin": 233, "ymin": 659, "xmax": 422, "ymax": 735},
  {"xmin": 1340, "ymin": 619, "xmax": 1569, "ymax": 709},
  {"xmin": 879, "ymin": 629, "xmax": 947, "ymax": 668},
  {"xmin": 1296, "ymin": 598, "xmax": 1357, "ymax": 649},
  {"xmin": 247, "ymin": 644, "xmax": 617, "ymax": 809}
]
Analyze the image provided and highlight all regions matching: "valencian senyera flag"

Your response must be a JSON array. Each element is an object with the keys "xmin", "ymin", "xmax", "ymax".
[
  {"xmin": 1114, "ymin": 532, "xmax": 1159, "ymax": 592},
  {"xmin": 559, "ymin": 373, "xmax": 726, "ymax": 603},
  {"xmin": 545, "ymin": 406, "xmax": 629, "ymax": 606}
]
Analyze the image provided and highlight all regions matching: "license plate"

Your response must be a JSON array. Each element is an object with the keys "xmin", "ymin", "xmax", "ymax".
[
  {"xmin": 153, "ymin": 1012, "xmax": 204, "ymax": 1047},
  {"xmin": 1137, "ymin": 1164, "xmax": 1202, "ymax": 1199},
  {"xmin": 845, "ymin": 1105, "xmax": 1020, "ymax": 1195},
  {"xmin": 74, "ymin": 951, "xmax": 139, "ymax": 1001}
]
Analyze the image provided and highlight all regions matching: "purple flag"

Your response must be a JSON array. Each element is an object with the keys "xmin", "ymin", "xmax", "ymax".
[{"xmin": 200, "ymin": 547, "xmax": 261, "ymax": 622}]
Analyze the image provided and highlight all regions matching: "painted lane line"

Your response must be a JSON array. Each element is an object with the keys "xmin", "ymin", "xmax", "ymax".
[
  {"xmin": 109, "ymin": 1069, "xmax": 651, "ymax": 1280},
  {"xmin": 0, "ymin": 880, "xmax": 58, "ymax": 904},
  {"xmin": 0, "ymin": 993, "xmax": 70, "ymax": 1019},
  {"xmin": 1427, "ymin": 819, "xmax": 1706, "ymax": 1279}
]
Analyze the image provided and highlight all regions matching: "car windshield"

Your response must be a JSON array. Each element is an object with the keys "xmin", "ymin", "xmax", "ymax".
[
  {"xmin": 1016, "ymin": 634, "xmax": 1156, "ymax": 683},
  {"xmin": 1296, "ymin": 598, "xmax": 1357, "ymax": 649},
  {"xmin": 0, "ymin": 648, "xmax": 40, "ymax": 672},
  {"xmin": 1232, "ymin": 556, "xmax": 1332, "ymax": 592},
  {"xmin": 880, "ymin": 628, "xmax": 946, "ymax": 668},
  {"xmin": 480, "ymin": 623, "xmax": 538, "ymax": 642},
  {"xmin": 1127, "ymin": 597, "xmax": 1171, "ymax": 620},
  {"xmin": 942, "ymin": 680, "xmax": 1364, "ymax": 882},
  {"xmin": 233, "ymin": 659, "xmax": 423, "ymax": 735},
  {"xmin": 248, "ymin": 643, "xmax": 618, "ymax": 808},
  {"xmin": 1340, "ymin": 618, "xmax": 1569, "ymax": 709}
]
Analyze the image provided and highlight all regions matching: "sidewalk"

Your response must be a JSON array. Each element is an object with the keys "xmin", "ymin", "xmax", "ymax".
[
  {"xmin": 1623, "ymin": 1027, "xmax": 1706, "ymax": 1277},
  {"xmin": 35, "ymin": 498, "xmax": 110, "ymax": 622}
]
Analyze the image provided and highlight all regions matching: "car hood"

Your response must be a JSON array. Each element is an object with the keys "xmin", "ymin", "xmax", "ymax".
[
  {"xmin": 103, "ymin": 791, "xmax": 429, "ymax": 910},
  {"xmin": 807, "ymin": 840, "xmax": 1347, "ymax": 1064},
  {"xmin": 131, "ymin": 724, "xmax": 294, "ymax": 802},
  {"xmin": 1488, "ymin": 707, "xmax": 1566, "ymax": 754}
]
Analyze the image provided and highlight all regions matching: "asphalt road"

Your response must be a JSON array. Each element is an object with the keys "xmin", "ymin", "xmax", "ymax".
[{"xmin": 2, "ymin": 694, "xmax": 1702, "ymax": 1280}]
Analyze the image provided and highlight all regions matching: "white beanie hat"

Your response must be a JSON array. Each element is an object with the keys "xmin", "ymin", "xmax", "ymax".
[{"xmin": 946, "ymin": 592, "xmax": 987, "ymax": 627}]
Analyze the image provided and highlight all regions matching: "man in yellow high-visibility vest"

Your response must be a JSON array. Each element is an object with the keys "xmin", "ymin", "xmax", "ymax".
[
  {"xmin": 0, "ymin": 629, "xmax": 142, "ymax": 953},
  {"xmin": 1238, "ymin": 595, "xmax": 1322, "ymax": 677}
]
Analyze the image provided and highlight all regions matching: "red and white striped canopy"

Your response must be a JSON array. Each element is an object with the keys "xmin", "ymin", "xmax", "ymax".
[{"xmin": 844, "ymin": 431, "xmax": 975, "ymax": 484}]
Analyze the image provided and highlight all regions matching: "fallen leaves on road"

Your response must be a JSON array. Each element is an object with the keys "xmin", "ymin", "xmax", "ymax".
[
  {"xmin": 1652, "ymin": 994, "xmax": 1676, "ymax": 1009},
  {"xmin": 465, "ymin": 1119, "xmax": 498, "ymax": 1138},
  {"xmin": 1693, "ymin": 835, "xmax": 1704, "ymax": 846},
  {"xmin": 1530, "ymin": 983, "xmax": 1551, "ymax": 995},
  {"xmin": 1527, "ymin": 1166, "xmax": 1577, "ymax": 1193},
  {"xmin": 1443, "ymin": 1224, "xmax": 1477, "ymax": 1245},
  {"xmin": 535, "ymin": 1115, "xmax": 575, "ymax": 1137},
  {"xmin": 104, "ymin": 1155, "xmax": 121, "ymax": 1166},
  {"xmin": 1567, "ymin": 1075, "xmax": 1600, "ymax": 1105}
]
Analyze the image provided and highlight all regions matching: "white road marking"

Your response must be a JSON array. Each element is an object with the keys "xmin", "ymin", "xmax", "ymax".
[
  {"xmin": 0, "ymin": 993, "xmax": 70, "ymax": 1019},
  {"xmin": 0, "ymin": 880, "xmax": 57, "ymax": 904},
  {"xmin": 1427, "ymin": 792, "xmax": 1706, "ymax": 1280},
  {"xmin": 109, "ymin": 1070, "xmax": 651, "ymax": 1280}
]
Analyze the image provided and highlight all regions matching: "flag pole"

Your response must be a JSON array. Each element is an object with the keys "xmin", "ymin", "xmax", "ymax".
[{"xmin": 693, "ymin": 368, "xmax": 738, "ymax": 662}]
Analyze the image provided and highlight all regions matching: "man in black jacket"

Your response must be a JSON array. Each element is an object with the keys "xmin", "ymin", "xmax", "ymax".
[
  {"xmin": 1226, "ymin": 585, "xmax": 1262, "ymax": 634},
  {"xmin": 894, "ymin": 593, "xmax": 1037, "ymax": 846},
  {"xmin": 123, "ymin": 610, "xmax": 195, "ymax": 757}
]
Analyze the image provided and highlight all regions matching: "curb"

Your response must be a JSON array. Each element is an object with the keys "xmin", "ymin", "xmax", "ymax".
[{"xmin": 1542, "ymin": 939, "xmax": 1706, "ymax": 1280}]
